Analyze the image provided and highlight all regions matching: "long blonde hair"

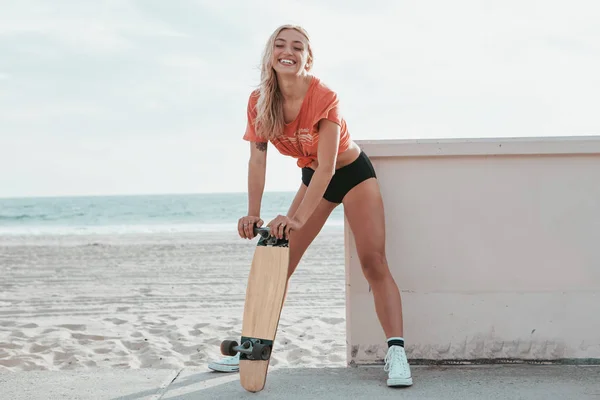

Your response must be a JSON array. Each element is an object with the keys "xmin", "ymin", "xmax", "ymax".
[{"xmin": 254, "ymin": 24, "xmax": 314, "ymax": 141}]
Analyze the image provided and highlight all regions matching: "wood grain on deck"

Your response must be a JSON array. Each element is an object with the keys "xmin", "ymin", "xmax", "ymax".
[{"xmin": 240, "ymin": 245, "xmax": 289, "ymax": 392}]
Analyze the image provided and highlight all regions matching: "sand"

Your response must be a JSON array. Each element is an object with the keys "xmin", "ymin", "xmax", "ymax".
[{"xmin": 0, "ymin": 228, "xmax": 347, "ymax": 372}]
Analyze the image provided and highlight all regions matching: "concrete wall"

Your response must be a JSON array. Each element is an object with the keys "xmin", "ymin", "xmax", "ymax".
[{"xmin": 344, "ymin": 136, "xmax": 600, "ymax": 365}]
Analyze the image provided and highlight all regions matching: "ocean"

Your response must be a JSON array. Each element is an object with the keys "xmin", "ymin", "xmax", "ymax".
[{"xmin": 0, "ymin": 192, "xmax": 345, "ymax": 235}]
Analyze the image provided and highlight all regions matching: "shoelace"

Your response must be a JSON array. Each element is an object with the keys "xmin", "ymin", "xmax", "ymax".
[{"xmin": 384, "ymin": 346, "xmax": 408, "ymax": 374}]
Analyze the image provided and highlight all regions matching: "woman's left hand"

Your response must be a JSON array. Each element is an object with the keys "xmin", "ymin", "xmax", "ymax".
[{"xmin": 267, "ymin": 215, "xmax": 303, "ymax": 240}]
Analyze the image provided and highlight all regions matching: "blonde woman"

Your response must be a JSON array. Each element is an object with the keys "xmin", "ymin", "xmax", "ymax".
[{"xmin": 208, "ymin": 24, "xmax": 412, "ymax": 388}]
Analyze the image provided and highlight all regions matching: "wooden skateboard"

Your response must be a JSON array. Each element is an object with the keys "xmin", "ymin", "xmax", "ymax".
[{"xmin": 220, "ymin": 226, "xmax": 289, "ymax": 392}]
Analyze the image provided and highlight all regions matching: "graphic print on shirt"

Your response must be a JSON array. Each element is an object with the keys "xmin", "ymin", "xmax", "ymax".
[
  {"xmin": 272, "ymin": 127, "xmax": 319, "ymax": 157},
  {"xmin": 296, "ymin": 128, "xmax": 317, "ymax": 148}
]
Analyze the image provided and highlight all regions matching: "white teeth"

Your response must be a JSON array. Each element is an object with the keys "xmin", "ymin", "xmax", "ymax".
[{"xmin": 280, "ymin": 59, "xmax": 295, "ymax": 65}]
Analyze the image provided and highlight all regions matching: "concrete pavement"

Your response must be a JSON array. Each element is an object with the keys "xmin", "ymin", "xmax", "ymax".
[{"xmin": 1, "ymin": 364, "xmax": 599, "ymax": 399}]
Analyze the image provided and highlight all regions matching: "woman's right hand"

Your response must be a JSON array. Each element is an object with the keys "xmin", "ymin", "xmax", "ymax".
[{"xmin": 238, "ymin": 215, "xmax": 264, "ymax": 239}]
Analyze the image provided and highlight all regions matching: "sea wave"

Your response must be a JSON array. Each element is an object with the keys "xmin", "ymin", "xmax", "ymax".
[
  {"xmin": 0, "ymin": 213, "xmax": 49, "ymax": 221},
  {"xmin": 0, "ymin": 220, "xmax": 344, "ymax": 236}
]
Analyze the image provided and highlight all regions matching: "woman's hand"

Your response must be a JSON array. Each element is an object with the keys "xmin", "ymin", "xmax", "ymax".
[
  {"xmin": 238, "ymin": 215, "xmax": 264, "ymax": 239},
  {"xmin": 267, "ymin": 215, "xmax": 303, "ymax": 240}
]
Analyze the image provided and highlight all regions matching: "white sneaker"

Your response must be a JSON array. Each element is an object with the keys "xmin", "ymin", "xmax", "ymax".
[
  {"xmin": 207, "ymin": 352, "xmax": 240, "ymax": 372},
  {"xmin": 384, "ymin": 346, "xmax": 413, "ymax": 387}
]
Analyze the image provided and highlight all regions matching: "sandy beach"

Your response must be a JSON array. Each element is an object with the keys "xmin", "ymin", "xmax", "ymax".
[{"xmin": 0, "ymin": 228, "xmax": 347, "ymax": 372}]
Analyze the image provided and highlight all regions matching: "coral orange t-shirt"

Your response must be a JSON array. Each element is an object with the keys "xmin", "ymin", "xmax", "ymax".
[{"xmin": 243, "ymin": 76, "xmax": 351, "ymax": 168}]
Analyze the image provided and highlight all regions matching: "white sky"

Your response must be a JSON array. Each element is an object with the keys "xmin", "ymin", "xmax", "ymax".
[{"xmin": 1, "ymin": 0, "xmax": 599, "ymax": 198}]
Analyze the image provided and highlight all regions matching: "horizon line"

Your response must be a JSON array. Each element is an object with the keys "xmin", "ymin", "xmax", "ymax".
[{"xmin": 0, "ymin": 190, "xmax": 298, "ymax": 200}]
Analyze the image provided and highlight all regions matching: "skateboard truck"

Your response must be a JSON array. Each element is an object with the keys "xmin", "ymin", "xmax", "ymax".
[
  {"xmin": 253, "ymin": 226, "xmax": 289, "ymax": 248},
  {"xmin": 220, "ymin": 337, "xmax": 273, "ymax": 361}
]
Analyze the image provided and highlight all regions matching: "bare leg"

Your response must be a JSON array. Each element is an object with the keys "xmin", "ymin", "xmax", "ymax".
[
  {"xmin": 283, "ymin": 185, "xmax": 338, "ymax": 305},
  {"xmin": 342, "ymin": 178, "xmax": 404, "ymax": 338}
]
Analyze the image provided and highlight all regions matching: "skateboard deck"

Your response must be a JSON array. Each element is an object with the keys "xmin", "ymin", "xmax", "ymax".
[{"xmin": 220, "ymin": 226, "xmax": 289, "ymax": 392}]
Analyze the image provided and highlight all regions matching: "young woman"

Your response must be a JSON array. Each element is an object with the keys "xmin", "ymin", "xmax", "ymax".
[{"xmin": 208, "ymin": 24, "xmax": 412, "ymax": 387}]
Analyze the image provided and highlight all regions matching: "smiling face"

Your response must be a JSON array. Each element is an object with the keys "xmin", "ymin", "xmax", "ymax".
[{"xmin": 271, "ymin": 28, "xmax": 312, "ymax": 76}]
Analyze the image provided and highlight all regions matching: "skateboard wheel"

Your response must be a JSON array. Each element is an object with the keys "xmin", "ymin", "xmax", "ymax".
[
  {"xmin": 252, "ymin": 343, "xmax": 271, "ymax": 360},
  {"xmin": 220, "ymin": 340, "xmax": 239, "ymax": 356}
]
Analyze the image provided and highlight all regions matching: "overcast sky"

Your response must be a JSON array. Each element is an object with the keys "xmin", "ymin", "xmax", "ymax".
[{"xmin": 1, "ymin": 0, "xmax": 599, "ymax": 198}]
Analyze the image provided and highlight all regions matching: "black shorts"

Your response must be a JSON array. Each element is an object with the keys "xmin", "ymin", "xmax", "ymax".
[{"xmin": 301, "ymin": 150, "xmax": 377, "ymax": 204}]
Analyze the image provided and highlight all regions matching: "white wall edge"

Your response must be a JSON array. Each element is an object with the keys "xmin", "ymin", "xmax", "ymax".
[{"xmin": 355, "ymin": 135, "xmax": 600, "ymax": 157}]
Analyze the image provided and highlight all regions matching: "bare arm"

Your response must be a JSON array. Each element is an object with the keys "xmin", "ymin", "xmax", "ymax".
[
  {"xmin": 291, "ymin": 119, "xmax": 340, "ymax": 225},
  {"xmin": 242, "ymin": 141, "xmax": 268, "ymax": 238}
]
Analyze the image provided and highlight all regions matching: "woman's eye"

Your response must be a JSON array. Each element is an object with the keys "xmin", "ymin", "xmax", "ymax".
[{"xmin": 294, "ymin": 48, "xmax": 303, "ymax": 51}]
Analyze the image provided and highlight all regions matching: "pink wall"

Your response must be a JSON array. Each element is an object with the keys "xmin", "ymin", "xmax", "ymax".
[{"xmin": 344, "ymin": 136, "xmax": 600, "ymax": 365}]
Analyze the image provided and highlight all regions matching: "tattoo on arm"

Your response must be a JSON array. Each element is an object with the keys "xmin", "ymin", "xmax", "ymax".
[{"xmin": 255, "ymin": 142, "xmax": 267, "ymax": 152}]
